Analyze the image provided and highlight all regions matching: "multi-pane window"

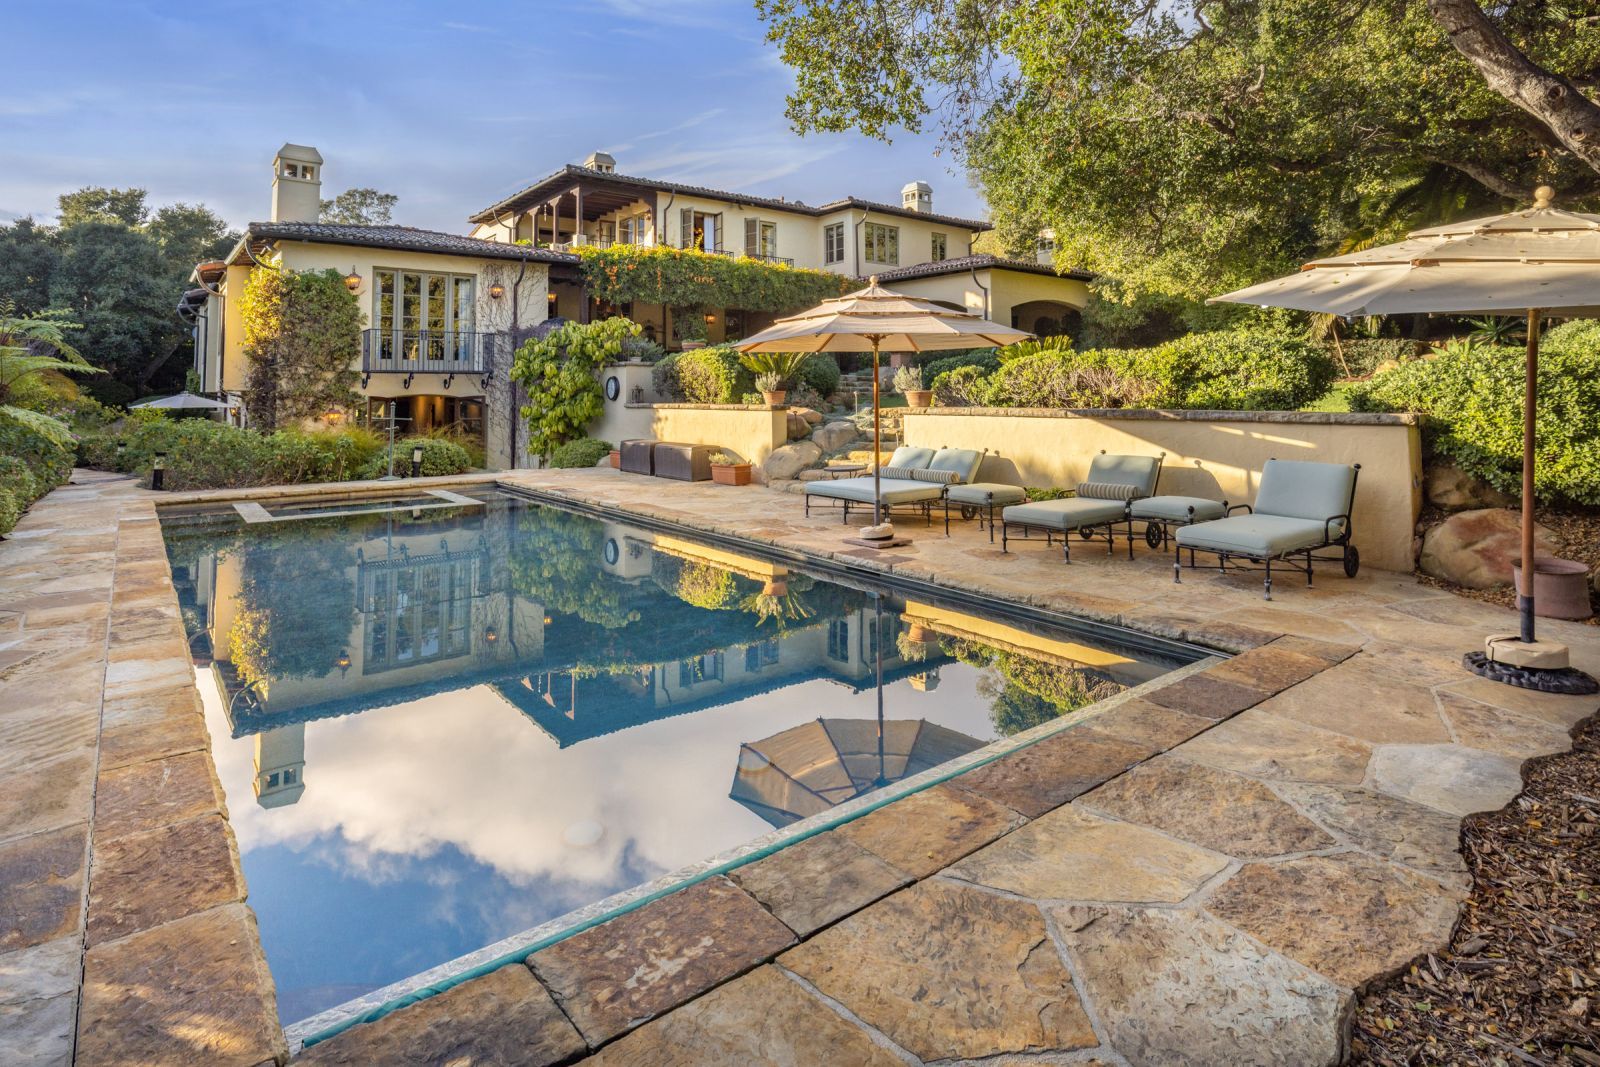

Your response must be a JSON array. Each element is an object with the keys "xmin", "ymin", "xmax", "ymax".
[
  {"xmin": 824, "ymin": 222, "xmax": 845, "ymax": 264},
  {"xmin": 618, "ymin": 212, "xmax": 650, "ymax": 245},
  {"xmin": 678, "ymin": 652, "xmax": 724, "ymax": 686},
  {"xmin": 827, "ymin": 620, "xmax": 850, "ymax": 663},
  {"xmin": 744, "ymin": 219, "xmax": 778, "ymax": 259},
  {"xmin": 374, "ymin": 269, "xmax": 475, "ymax": 364},
  {"xmin": 931, "ymin": 232, "xmax": 948, "ymax": 262},
  {"xmin": 863, "ymin": 222, "xmax": 899, "ymax": 265},
  {"xmin": 1036, "ymin": 235, "xmax": 1056, "ymax": 257},
  {"xmin": 680, "ymin": 209, "xmax": 722, "ymax": 252}
]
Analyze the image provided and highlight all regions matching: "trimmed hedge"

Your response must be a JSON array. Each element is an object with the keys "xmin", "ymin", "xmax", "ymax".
[
  {"xmin": 930, "ymin": 329, "xmax": 1336, "ymax": 412},
  {"xmin": 1349, "ymin": 321, "xmax": 1600, "ymax": 504},
  {"xmin": 924, "ymin": 349, "xmax": 1001, "ymax": 382},
  {"xmin": 0, "ymin": 421, "xmax": 77, "ymax": 536},
  {"xmin": 660, "ymin": 345, "xmax": 756, "ymax": 404},
  {"xmin": 549, "ymin": 437, "xmax": 613, "ymax": 469}
]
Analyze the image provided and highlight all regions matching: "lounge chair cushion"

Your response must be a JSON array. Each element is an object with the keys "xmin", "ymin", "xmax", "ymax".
[
  {"xmin": 1130, "ymin": 496, "xmax": 1229, "ymax": 523},
  {"xmin": 911, "ymin": 468, "xmax": 961, "ymax": 485},
  {"xmin": 1085, "ymin": 454, "xmax": 1162, "ymax": 497},
  {"xmin": 1175, "ymin": 514, "xmax": 1332, "ymax": 556},
  {"xmin": 1003, "ymin": 497, "xmax": 1127, "ymax": 531},
  {"xmin": 880, "ymin": 466, "xmax": 920, "ymax": 480},
  {"xmin": 1077, "ymin": 481, "xmax": 1142, "ymax": 501},
  {"xmin": 927, "ymin": 448, "xmax": 983, "ymax": 484},
  {"xmin": 886, "ymin": 446, "xmax": 936, "ymax": 470},
  {"xmin": 1254, "ymin": 459, "xmax": 1356, "ymax": 523},
  {"xmin": 947, "ymin": 483, "xmax": 1027, "ymax": 507},
  {"xmin": 805, "ymin": 478, "xmax": 942, "ymax": 505}
]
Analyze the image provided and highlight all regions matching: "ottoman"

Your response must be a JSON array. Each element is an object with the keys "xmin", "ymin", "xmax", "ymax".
[
  {"xmin": 943, "ymin": 483, "xmax": 1027, "ymax": 541},
  {"xmin": 1130, "ymin": 494, "xmax": 1229, "ymax": 550}
]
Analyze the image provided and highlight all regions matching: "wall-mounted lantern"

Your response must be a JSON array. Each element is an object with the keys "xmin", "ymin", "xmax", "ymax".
[
  {"xmin": 484, "ymin": 627, "xmax": 499, "ymax": 645},
  {"xmin": 344, "ymin": 269, "xmax": 363, "ymax": 293},
  {"xmin": 488, "ymin": 282, "xmax": 506, "ymax": 300}
]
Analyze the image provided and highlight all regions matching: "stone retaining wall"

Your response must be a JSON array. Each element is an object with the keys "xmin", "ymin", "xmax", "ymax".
[{"xmin": 902, "ymin": 407, "xmax": 1424, "ymax": 571}]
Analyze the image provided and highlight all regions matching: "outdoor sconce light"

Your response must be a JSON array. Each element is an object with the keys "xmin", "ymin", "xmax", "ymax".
[
  {"xmin": 344, "ymin": 269, "xmax": 363, "ymax": 293},
  {"xmin": 488, "ymin": 283, "xmax": 506, "ymax": 300},
  {"xmin": 410, "ymin": 443, "xmax": 424, "ymax": 479},
  {"xmin": 543, "ymin": 615, "xmax": 553, "ymax": 626},
  {"xmin": 336, "ymin": 650, "xmax": 351, "ymax": 676},
  {"xmin": 151, "ymin": 451, "xmax": 167, "ymax": 491},
  {"xmin": 484, "ymin": 627, "xmax": 499, "ymax": 644},
  {"xmin": 704, "ymin": 312, "xmax": 716, "ymax": 324}
]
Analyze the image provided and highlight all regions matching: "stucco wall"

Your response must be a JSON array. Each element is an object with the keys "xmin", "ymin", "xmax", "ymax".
[
  {"xmin": 893, "ymin": 268, "xmax": 1091, "ymax": 325},
  {"xmin": 902, "ymin": 408, "xmax": 1423, "ymax": 571},
  {"xmin": 591, "ymin": 400, "xmax": 788, "ymax": 466}
]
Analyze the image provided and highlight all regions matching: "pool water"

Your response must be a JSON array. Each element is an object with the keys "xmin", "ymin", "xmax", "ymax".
[{"xmin": 160, "ymin": 489, "xmax": 1188, "ymax": 1026}]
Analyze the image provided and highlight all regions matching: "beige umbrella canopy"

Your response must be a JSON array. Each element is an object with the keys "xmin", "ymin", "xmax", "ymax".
[
  {"xmin": 1214, "ymin": 186, "xmax": 1599, "ymax": 694},
  {"xmin": 737, "ymin": 277, "xmax": 1031, "ymax": 529}
]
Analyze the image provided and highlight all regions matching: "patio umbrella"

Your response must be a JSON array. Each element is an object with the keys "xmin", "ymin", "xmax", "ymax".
[
  {"xmin": 1213, "ymin": 185, "xmax": 1598, "ymax": 694},
  {"xmin": 131, "ymin": 391, "xmax": 233, "ymax": 410},
  {"xmin": 736, "ymin": 277, "xmax": 1030, "ymax": 533}
]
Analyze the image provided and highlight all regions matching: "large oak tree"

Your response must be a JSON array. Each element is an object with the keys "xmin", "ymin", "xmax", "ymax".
[{"xmin": 758, "ymin": 0, "xmax": 1600, "ymax": 302}]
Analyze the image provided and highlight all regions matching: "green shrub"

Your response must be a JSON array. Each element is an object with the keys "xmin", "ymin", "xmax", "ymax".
[
  {"xmin": 0, "ymin": 419, "xmax": 74, "ymax": 489},
  {"xmin": 0, "ymin": 455, "xmax": 41, "ymax": 505},
  {"xmin": 924, "ymin": 350, "xmax": 1000, "ymax": 381},
  {"xmin": 1160, "ymin": 331, "xmax": 1337, "ymax": 410},
  {"xmin": 651, "ymin": 352, "xmax": 683, "ymax": 398},
  {"xmin": 1334, "ymin": 338, "xmax": 1419, "ymax": 376},
  {"xmin": 0, "ymin": 485, "xmax": 21, "ymax": 537},
  {"xmin": 931, "ymin": 365, "xmax": 993, "ymax": 407},
  {"xmin": 798, "ymin": 354, "xmax": 841, "ymax": 399},
  {"xmin": 549, "ymin": 437, "xmax": 613, "ymax": 469},
  {"xmin": 982, "ymin": 350, "xmax": 1162, "ymax": 408},
  {"xmin": 1349, "ymin": 321, "xmax": 1600, "ymax": 504},
  {"xmin": 129, "ymin": 420, "xmax": 272, "ymax": 490},
  {"xmin": 355, "ymin": 437, "xmax": 473, "ymax": 479},
  {"xmin": 676, "ymin": 345, "xmax": 754, "ymax": 404}
]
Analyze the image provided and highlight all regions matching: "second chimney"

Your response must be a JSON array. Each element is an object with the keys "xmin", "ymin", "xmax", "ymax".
[{"xmin": 902, "ymin": 181, "xmax": 932, "ymax": 213}]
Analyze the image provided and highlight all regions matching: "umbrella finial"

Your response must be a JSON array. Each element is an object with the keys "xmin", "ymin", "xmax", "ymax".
[
  {"xmin": 868, "ymin": 275, "xmax": 879, "ymax": 287},
  {"xmin": 1533, "ymin": 185, "xmax": 1555, "ymax": 209}
]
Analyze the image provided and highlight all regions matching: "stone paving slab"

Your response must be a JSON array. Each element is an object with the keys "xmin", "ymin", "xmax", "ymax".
[
  {"xmin": 834, "ymin": 781, "xmax": 1026, "ymax": 879},
  {"xmin": 86, "ymin": 815, "xmax": 245, "ymax": 947},
  {"xmin": 92, "ymin": 749, "xmax": 226, "ymax": 843},
  {"xmin": 0, "ymin": 753, "xmax": 96, "ymax": 847},
  {"xmin": 1272, "ymin": 783, "xmax": 1470, "ymax": 889},
  {"xmin": 1177, "ymin": 707, "xmax": 1375, "ymax": 785},
  {"xmin": 295, "ymin": 963, "xmax": 585, "ymax": 1067},
  {"xmin": 1055, "ymin": 905, "xmax": 1351, "ymax": 1066},
  {"xmin": 1367, "ymin": 742, "xmax": 1525, "ymax": 817},
  {"xmin": 948, "ymin": 727, "xmax": 1156, "ymax": 818},
  {"xmin": 527, "ymin": 875, "xmax": 796, "ymax": 1046},
  {"xmin": 781, "ymin": 879, "xmax": 1096, "ymax": 1061},
  {"xmin": 0, "ymin": 824, "xmax": 87, "ymax": 955},
  {"xmin": 729, "ymin": 832, "xmax": 909, "ymax": 937},
  {"xmin": 581, "ymin": 965, "xmax": 904, "ymax": 1066}
]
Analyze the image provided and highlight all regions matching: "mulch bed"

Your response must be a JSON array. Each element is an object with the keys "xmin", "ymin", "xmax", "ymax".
[
  {"xmin": 1415, "ymin": 506, "xmax": 1600, "ymax": 624},
  {"xmin": 1351, "ymin": 716, "xmax": 1600, "ymax": 1066}
]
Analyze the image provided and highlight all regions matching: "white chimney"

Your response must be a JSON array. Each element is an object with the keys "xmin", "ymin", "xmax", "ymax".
[
  {"xmin": 271, "ymin": 144, "xmax": 323, "ymax": 223},
  {"xmin": 902, "ymin": 180, "xmax": 932, "ymax": 214},
  {"xmin": 584, "ymin": 151, "xmax": 617, "ymax": 174}
]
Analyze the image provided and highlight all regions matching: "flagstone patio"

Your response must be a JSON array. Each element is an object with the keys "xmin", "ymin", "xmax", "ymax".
[{"xmin": 1, "ymin": 466, "xmax": 1595, "ymax": 1066}]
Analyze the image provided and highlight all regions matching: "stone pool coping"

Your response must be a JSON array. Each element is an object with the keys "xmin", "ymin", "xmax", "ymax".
[{"xmin": 2, "ymin": 466, "xmax": 1595, "ymax": 1066}]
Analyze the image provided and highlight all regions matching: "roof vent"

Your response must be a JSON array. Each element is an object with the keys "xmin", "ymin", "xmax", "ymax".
[
  {"xmin": 902, "ymin": 180, "xmax": 932, "ymax": 213},
  {"xmin": 584, "ymin": 151, "xmax": 616, "ymax": 174}
]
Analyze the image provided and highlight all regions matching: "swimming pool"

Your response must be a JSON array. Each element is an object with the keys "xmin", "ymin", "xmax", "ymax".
[{"xmin": 159, "ymin": 487, "xmax": 1197, "ymax": 1034}]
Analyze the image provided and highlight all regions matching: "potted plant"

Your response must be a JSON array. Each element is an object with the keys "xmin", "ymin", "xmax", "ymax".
[
  {"xmin": 755, "ymin": 372, "xmax": 787, "ymax": 406},
  {"xmin": 895, "ymin": 364, "xmax": 932, "ymax": 407},
  {"xmin": 739, "ymin": 351, "xmax": 810, "ymax": 406},
  {"xmin": 608, "ymin": 448, "xmax": 620, "ymax": 468},
  {"xmin": 678, "ymin": 308, "xmax": 709, "ymax": 351},
  {"xmin": 708, "ymin": 450, "xmax": 752, "ymax": 486}
]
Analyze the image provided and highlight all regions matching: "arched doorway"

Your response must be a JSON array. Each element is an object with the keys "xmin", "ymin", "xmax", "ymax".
[{"xmin": 1009, "ymin": 300, "xmax": 1083, "ymax": 341}]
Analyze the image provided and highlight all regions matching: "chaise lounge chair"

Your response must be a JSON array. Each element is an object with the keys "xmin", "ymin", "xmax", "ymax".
[
  {"xmin": 1000, "ymin": 453, "xmax": 1164, "ymax": 562},
  {"xmin": 804, "ymin": 446, "xmax": 984, "ymax": 525},
  {"xmin": 1174, "ymin": 458, "xmax": 1361, "ymax": 600}
]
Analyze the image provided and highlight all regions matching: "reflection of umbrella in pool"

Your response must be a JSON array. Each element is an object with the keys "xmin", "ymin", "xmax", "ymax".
[{"xmin": 730, "ymin": 717, "xmax": 984, "ymax": 829}]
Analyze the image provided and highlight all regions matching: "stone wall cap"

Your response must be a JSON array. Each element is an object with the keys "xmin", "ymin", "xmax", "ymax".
[
  {"xmin": 902, "ymin": 407, "xmax": 1420, "ymax": 426},
  {"xmin": 628, "ymin": 403, "xmax": 784, "ymax": 411}
]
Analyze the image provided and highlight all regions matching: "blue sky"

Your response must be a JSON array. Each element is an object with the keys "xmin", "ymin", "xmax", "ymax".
[{"xmin": 0, "ymin": 0, "xmax": 986, "ymax": 231}]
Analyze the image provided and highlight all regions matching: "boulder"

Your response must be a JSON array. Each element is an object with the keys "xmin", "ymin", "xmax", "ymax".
[
  {"xmin": 786, "ymin": 412, "xmax": 813, "ymax": 440},
  {"xmin": 810, "ymin": 421, "xmax": 859, "ymax": 452},
  {"xmin": 797, "ymin": 469, "xmax": 833, "ymax": 482},
  {"xmin": 1425, "ymin": 462, "xmax": 1514, "ymax": 510},
  {"xmin": 763, "ymin": 441, "xmax": 823, "ymax": 482},
  {"xmin": 792, "ymin": 406, "xmax": 824, "ymax": 426},
  {"xmin": 1418, "ymin": 508, "xmax": 1558, "ymax": 590}
]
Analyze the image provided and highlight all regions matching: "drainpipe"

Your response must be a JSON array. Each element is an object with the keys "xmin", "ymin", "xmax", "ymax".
[
  {"xmin": 852, "ymin": 208, "xmax": 869, "ymax": 279},
  {"xmin": 968, "ymin": 261, "xmax": 990, "ymax": 321}
]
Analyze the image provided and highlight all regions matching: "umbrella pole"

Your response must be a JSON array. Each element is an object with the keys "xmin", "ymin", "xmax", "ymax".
[
  {"xmin": 1519, "ymin": 309, "xmax": 1540, "ymax": 644},
  {"xmin": 871, "ymin": 337, "xmax": 883, "ymax": 528}
]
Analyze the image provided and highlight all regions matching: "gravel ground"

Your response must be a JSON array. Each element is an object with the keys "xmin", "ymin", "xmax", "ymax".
[{"xmin": 1351, "ymin": 716, "xmax": 1600, "ymax": 1066}]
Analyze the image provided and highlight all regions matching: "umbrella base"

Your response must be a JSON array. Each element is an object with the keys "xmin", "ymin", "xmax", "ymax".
[
  {"xmin": 843, "ymin": 537, "xmax": 914, "ymax": 550},
  {"xmin": 1463, "ymin": 651, "xmax": 1598, "ymax": 695}
]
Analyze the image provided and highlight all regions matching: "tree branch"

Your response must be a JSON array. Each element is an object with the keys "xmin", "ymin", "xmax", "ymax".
[
  {"xmin": 1427, "ymin": 157, "xmax": 1525, "ymax": 199},
  {"xmin": 1427, "ymin": 0, "xmax": 1600, "ymax": 175}
]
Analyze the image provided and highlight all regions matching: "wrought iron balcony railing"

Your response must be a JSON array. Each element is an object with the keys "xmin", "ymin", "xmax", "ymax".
[{"xmin": 360, "ymin": 330, "xmax": 504, "ymax": 389}]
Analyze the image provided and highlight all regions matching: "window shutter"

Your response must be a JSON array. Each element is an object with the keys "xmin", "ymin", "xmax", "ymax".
[
  {"xmin": 680, "ymin": 208, "xmax": 694, "ymax": 249},
  {"xmin": 745, "ymin": 218, "xmax": 758, "ymax": 256}
]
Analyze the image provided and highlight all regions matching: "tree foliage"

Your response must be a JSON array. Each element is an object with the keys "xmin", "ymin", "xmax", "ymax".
[
  {"xmin": 510, "ymin": 317, "xmax": 640, "ymax": 460},
  {"xmin": 239, "ymin": 268, "xmax": 362, "ymax": 430},
  {"xmin": 320, "ymin": 188, "xmax": 399, "ymax": 225},
  {"xmin": 0, "ymin": 302, "xmax": 99, "ymax": 445},
  {"xmin": 757, "ymin": 0, "xmax": 1600, "ymax": 303}
]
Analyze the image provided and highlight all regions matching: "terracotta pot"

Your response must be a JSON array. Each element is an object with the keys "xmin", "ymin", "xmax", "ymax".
[
  {"xmin": 1513, "ymin": 556, "xmax": 1594, "ymax": 620},
  {"xmin": 904, "ymin": 389, "xmax": 932, "ymax": 408},
  {"xmin": 680, "ymin": 340, "xmax": 706, "ymax": 351},
  {"xmin": 711, "ymin": 463, "xmax": 752, "ymax": 486},
  {"xmin": 762, "ymin": 390, "xmax": 788, "ymax": 407},
  {"xmin": 608, "ymin": 450, "xmax": 620, "ymax": 469},
  {"xmin": 761, "ymin": 579, "xmax": 788, "ymax": 596}
]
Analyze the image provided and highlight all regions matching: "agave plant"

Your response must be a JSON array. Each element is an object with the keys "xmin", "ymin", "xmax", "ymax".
[
  {"xmin": 995, "ymin": 335, "xmax": 1074, "ymax": 363},
  {"xmin": 739, "ymin": 586, "xmax": 815, "ymax": 629},
  {"xmin": 0, "ymin": 302, "xmax": 100, "ymax": 445},
  {"xmin": 1465, "ymin": 316, "xmax": 1525, "ymax": 346},
  {"xmin": 738, "ymin": 350, "xmax": 811, "ymax": 384}
]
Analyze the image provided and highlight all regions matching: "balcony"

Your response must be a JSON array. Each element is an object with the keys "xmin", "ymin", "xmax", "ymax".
[{"xmin": 360, "ymin": 330, "xmax": 504, "ymax": 390}]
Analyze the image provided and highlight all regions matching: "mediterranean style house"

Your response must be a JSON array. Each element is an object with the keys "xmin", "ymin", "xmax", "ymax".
[{"xmin": 182, "ymin": 144, "xmax": 1092, "ymax": 468}]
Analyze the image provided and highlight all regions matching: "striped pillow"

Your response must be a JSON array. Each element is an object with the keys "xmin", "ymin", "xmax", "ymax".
[
  {"xmin": 879, "ymin": 466, "xmax": 920, "ymax": 480},
  {"xmin": 911, "ymin": 468, "xmax": 961, "ymax": 485},
  {"xmin": 1077, "ymin": 481, "xmax": 1141, "ymax": 501}
]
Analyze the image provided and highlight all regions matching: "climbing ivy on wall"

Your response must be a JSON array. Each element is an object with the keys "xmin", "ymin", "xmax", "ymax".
[
  {"xmin": 575, "ymin": 245, "xmax": 852, "ymax": 315},
  {"xmin": 510, "ymin": 317, "xmax": 640, "ymax": 460},
  {"xmin": 238, "ymin": 268, "xmax": 362, "ymax": 431}
]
